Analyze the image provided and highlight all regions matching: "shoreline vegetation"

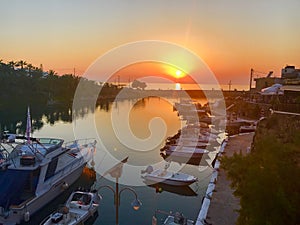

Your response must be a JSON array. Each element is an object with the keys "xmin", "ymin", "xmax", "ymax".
[
  {"xmin": 1, "ymin": 59, "xmax": 299, "ymax": 133},
  {"xmin": 221, "ymin": 114, "xmax": 300, "ymax": 225},
  {"xmin": 0, "ymin": 59, "xmax": 242, "ymax": 102}
]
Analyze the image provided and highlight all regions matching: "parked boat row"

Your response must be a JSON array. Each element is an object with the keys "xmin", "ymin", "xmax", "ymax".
[{"xmin": 160, "ymin": 122, "xmax": 222, "ymax": 163}]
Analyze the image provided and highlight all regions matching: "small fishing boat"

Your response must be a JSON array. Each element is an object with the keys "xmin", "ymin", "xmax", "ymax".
[
  {"xmin": 167, "ymin": 133, "xmax": 214, "ymax": 144},
  {"xmin": 143, "ymin": 181, "xmax": 198, "ymax": 196},
  {"xmin": 163, "ymin": 145, "xmax": 209, "ymax": 159},
  {"xmin": 40, "ymin": 189, "xmax": 101, "ymax": 225},
  {"xmin": 163, "ymin": 212, "xmax": 194, "ymax": 225},
  {"xmin": 165, "ymin": 139, "xmax": 210, "ymax": 149},
  {"xmin": 239, "ymin": 124, "xmax": 256, "ymax": 133},
  {"xmin": 153, "ymin": 210, "xmax": 194, "ymax": 225},
  {"xmin": 142, "ymin": 166, "xmax": 197, "ymax": 186}
]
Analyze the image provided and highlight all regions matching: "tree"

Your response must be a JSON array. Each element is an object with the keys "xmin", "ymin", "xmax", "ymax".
[
  {"xmin": 131, "ymin": 79, "xmax": 147, "ymax": 90},
  {"xmin": 221, "ymin": 115, "xmax": 300, "ymax": 225},
  {"xmin": 8, "ymin": 61, "xmax": 16, "ymax": 70},
  {"xmin": 16, "ymin": 60, "xmax": 27, "ymax": 70}
]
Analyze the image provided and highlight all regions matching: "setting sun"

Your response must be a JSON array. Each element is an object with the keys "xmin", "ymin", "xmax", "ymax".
[
  {"xmin": 166, "ymin": 67, "xmax": 187, "ymax": 80},
  {"xmin": 176, "ymin": 70, "xmax": 182, "ymax": 78}
]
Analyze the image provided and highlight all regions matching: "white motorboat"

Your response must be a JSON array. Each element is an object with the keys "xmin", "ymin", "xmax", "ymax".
[
  {"xmin": 165, "ymin": 139, "xmax": 210, "ymax": 149},
  {"xmin": 40, "ymin": 189, "xmax": 101, "ymax": 225},
  {"xmin": 153, "ymin": 210, "xmax": 194, "ymax": 225},
  {"xmin": 239, "ymin": 124, "xmax": 256, "ymax": 133},
  {"xmin": 163, "ymin": 213, "xmax": 194, "ymax": 225},
  {"xmin": 163, "ymin": 145, "xmax": 209, "ymax": 159},
  {"xmin": 142, "ymin": 166, "xmax": 197, "ymax": 186},
  {"xmin": 0, "ymin": 135, "xmax": 97, "ymax": 225}
]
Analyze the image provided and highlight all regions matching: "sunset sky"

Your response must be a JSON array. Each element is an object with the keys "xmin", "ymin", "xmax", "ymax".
[{"xmin": 1, "ymin": 0, "xmax": 299, "ymax": 87}]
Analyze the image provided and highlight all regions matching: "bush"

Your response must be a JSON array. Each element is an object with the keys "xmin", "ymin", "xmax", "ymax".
[{"xmin": 221, "ymin": 115, "xmax": 300, "ymax": 225}]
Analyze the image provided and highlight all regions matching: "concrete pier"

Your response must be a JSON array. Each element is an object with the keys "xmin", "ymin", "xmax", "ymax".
[{"xmin": 196, "ymin": 133, "xmax": 254, "ymax": 225}]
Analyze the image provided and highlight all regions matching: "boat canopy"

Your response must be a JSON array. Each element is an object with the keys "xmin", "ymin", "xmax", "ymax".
[{"xmin": 0, "ymin": 169, "xmax": 32, "ymax": 209}]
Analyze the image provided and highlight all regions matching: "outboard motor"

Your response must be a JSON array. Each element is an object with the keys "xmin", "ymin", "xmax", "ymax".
[
  {"xmin": 92, "ymin": 191, "xmax": 102, "ymax": 205},
  {"xmin": 141, "ymin": 165, "xmax": 154, "ymax": 174},
  {"xmin": 174, "ymin": 212, "xmax": 187, "ymax": 225}
]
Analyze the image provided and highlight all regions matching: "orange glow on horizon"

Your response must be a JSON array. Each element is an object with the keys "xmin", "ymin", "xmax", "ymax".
[{"xmin": 110, "ymin": 61, "xmax": 195, "ymax": 84}]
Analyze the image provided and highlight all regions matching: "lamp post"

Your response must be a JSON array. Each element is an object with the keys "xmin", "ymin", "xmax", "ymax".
[{"xmin": 98, "ymin": 157, "xmax": 142, "ymax": 225}]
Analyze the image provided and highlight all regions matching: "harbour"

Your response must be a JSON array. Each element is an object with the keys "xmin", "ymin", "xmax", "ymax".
[
  {"xmin": 1, "ymin": 96, "xmax": 222, "ymax": 225},
  {"xmin": 1, "ymin": 80, "xmax": 299, "ymax": 224},
  {"xmin": 1, "ymin": 1, "xmax": 300, "ymax": 223}
]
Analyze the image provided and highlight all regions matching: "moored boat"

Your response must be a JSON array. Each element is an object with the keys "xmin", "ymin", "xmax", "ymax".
[
  {"xmin": 165, "ymin": 138, "xmax": 210, "ymax": 149},
  {"xmin": 143, "ymin": 181, "xmax": 198, "ymax": 196},
  {"xmin": 162, "ymin": 145, "xmax": 209, "ymax": 160},
  {"xmin": 141, "ymin": 166, "xmax": 197, "ymax": 186},
  {"xmin": 0, "ymin": 135, "xmax": 97, "ymax": 225},
  {"xmin": 239, "ymin": 124, "xmax": 256, "ymax": 133},
  {"xmin": 40, "ymin": 189, "xmax": 101, "ymax": 225},
  {"xmin": 163, "ymin": 212, "xmax": 194, "ymax": 225},
  {"xmin": 153, "ymin": 210, "xmax": 194, "ymax": 225}
]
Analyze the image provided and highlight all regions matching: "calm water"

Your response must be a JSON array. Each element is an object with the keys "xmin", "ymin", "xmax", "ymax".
[
  {"xmin": 23, "ymin": 97, "xmax": 221, "ymax": 225},
  {"xmin": 131, "ymin": 82, "xmax": 249, "ymax": 91}
]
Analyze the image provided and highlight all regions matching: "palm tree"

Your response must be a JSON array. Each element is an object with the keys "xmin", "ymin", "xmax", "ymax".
[
  {"xmin": 8, "ymin": 61, "xmax": 16, "ymax": 70},
  {"xmin": 16, "ymin": 60, "xmax": 27, "ymax": 70},
  {"xmin": 48, "ymin": 69, "xmax": 57, "ymax": 77},
  {"xmin": 27, "ymin": 63, "xmax": 33, "ymax": 76}
]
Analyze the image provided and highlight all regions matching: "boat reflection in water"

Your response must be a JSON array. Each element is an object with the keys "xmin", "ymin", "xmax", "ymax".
[{"xmin": 143, "ymin": 181, "xmax": 197, "ymax": 197}]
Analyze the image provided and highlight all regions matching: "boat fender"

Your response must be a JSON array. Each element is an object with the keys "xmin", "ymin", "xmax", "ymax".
[
  {"xmin": 24, "ymin": 211, "xmax": 30, "ymax": 222},
  {"xmin": 62, "ymin": 182, "xmax": 69, "ymax": 190},
  {"xmin": 155, "ymin": 186, "xmax": 163, "ymax": 193}
]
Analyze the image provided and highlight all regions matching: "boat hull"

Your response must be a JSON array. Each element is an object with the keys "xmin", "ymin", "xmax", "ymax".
[
  {"xmin": 0, "ymin": 164, "xmax": 86, "ymax": 225},
  {"xmin": 41, "ymin": 190, "xmax": 99, "ymax": 225},
  {"xmin": 143, "ymin": 176, "xmax": 196, "ymax": 186},
  {"xmin": 142, "ymin": 169, "xmax": 197, "ymax": 187},
  {"xmin": 164, "ymin": 149, "xmax": 207, "ymax": 159},
  {"xmin": 42, "ymin": 208, "xmax": 97, "ymax": 225},
  {"xmin": 144, "ymin": 181, "xmax": 197, "ymax": 196}
]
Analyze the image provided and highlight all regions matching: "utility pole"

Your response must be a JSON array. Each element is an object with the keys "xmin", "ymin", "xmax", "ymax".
[
  {"xmin": 228, "ymin": 80, "xmax": 232, "ymax": 91},
  {"xmin": 249, "ymin": 68, "xmax": 254, "ymax": 91},
  {"xmin": 73, "ymin": 68, "xmax": 76, "ymax": 76}
]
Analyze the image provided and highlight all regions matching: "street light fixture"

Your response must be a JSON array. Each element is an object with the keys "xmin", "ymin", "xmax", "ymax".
[
  {"xmin": 98, "ymin": 157, "xmax": 142, "ymax": 225},
  {"xmin": 119, "ymin": 187, "xmax": 142, "ymax": 210}
]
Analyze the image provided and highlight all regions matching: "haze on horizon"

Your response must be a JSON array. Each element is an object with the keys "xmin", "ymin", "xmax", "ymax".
[{"xmin": 1, "ymin": 0, "xmax": 299, "ymax": 87}]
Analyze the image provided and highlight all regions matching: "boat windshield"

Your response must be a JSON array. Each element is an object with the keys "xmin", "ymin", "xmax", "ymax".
[
  {"xmin": 2, "ymin": 138, "xmax": 63, "ymax": 164},
  {"xmin": 71, "ymin": 193, "xmax": 92, "ymax": 205}
]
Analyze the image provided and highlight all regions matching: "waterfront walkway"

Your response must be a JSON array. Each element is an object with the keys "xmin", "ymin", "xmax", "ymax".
[{"xmin": 197, "ymin": 133, "xmax": 254, "ymax": 225}]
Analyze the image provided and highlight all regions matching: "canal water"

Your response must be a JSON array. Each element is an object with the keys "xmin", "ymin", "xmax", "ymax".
[{"xmin": 23, "ymin": 96, "xmax": 221, "ymax": 225}]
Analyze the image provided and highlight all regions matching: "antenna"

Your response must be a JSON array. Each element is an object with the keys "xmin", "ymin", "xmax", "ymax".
[
  {"xmin": 249, "ymin": 68, "xmax": 254, "ymax": 90},
  {"xmin": 228, "ymin": 80, "xmax": 232, "ymax": 91}
]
